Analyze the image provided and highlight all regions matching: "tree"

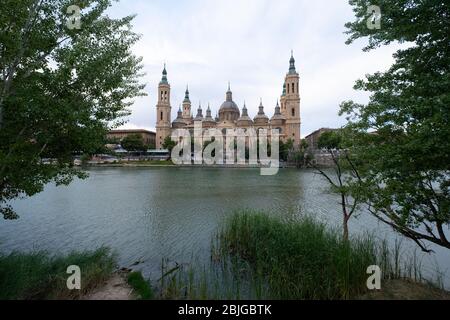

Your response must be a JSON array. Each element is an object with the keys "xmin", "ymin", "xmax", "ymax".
[
  {"xmin": 0, "ymin": 0, "xmax": 145, "ymax": 219},
  {"xmin": 289, "ymin": 139, "xmax": 311, "ymax": 168},
  {"xmin": 340, "ymin": 0, "xmax": 450, "ymax": 251},
  {"xmin": 315, "ymin": 130, "xmax": 361, "ymax": 241},
  {"xmin": 121, "ymin": 134, "xmax": 146, "ymax": 152},
  {"xmin": 162, "ymin": 136, "xmax": 176, "ymax": 153},
  {"xmin": 279, "ymin": 139, "xmax": 293, "ymax": 162}
]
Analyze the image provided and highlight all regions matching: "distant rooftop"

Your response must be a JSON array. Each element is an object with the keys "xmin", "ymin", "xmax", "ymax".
[
  {"xmin": 109, "ymin": 129, "xmax": 155, "ymax": 135},
  {"xmin": 304, "ymin": 128, "xmax": 338, "ymax": 139}
]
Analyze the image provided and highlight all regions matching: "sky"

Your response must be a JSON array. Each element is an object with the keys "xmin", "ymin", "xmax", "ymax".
[{"xmin": 107, "ymin": 0, "xmax": 400, "ymax": 137}]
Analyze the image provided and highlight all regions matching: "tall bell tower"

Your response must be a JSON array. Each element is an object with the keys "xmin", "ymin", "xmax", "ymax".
[
  {"xmin": 281, "ymin": 51, "xmax": 301, "ymax": 145},
  {"xmin": 156, "ymin": 64, "xmax": 172, "ymax": 149}
]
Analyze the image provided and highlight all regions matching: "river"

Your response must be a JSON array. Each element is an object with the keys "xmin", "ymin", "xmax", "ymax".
[{"xmin": 1, "ymin": 167, "xmax": 449, "ymax": 288}]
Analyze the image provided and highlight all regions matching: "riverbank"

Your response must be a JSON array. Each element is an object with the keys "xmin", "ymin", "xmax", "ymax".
[
  {"xmin": 1, "ymin": 212, "xmax": 449, "ymax": 299},
  {"xmin": 85, "ymin": 160, "xmax": 175, "ymax": 167},
  {"xmin": 84, "ymin": 160, "xmax": 300, "ymax": 168},
  {"xmin": 0, "ymin": 247, "xmax": 115, "ymax": 299},
  {"xmin": 0, "ymin": 247, "xmax": 153, "ymax": 300}
]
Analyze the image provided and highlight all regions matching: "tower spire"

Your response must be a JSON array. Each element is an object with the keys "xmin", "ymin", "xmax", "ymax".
[
  {"xmin": 160, "ymin": 63, "xmax": 168, "ymax": 84},
  {"xmin": 226, "ymin": 83, "xmax": 232, "ymax": 101},
  {"xmin": 242, "ymin": 101, "xmax": 249, "ymax": 117},
  {"xmin": 289, "ymin": 51, "xmax": 296, "ymax": 74},
  {"xmin": 184, "ymin": 84, "xmax": 190, "ymax": 102},
  {"xmin": 195, "ymin": 101, "xmax": 204, "ymax": 120},
  {"xmin": 275, "ymin": 100, "xmax": 281, "ymax": 115},
  {"xmin": 206, "ymin": 103, "xmax": 212, "ymax": 119},
  {"xmin": 258, "ymin": 99, "xmax": 265, "ymax": 114}
]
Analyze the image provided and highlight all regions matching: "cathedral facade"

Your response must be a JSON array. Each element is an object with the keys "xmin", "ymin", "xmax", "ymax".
[{"xmin": 155, "ymin": 53, "xmax": 301, "ymax": 149}]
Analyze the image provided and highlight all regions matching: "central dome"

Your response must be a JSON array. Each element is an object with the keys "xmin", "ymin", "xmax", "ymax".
[
  {"xmin": 219, "ymin": 100, "xmax": 240, "ymax": 113},
  {"xmin": 218, "ymin": 85, "xmax": 240, "ymax": 122}
]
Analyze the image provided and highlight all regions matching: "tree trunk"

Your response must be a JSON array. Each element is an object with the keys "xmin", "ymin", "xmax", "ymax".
[
  {"xmin": 0, "ymin": 99, "xmax": 3, "ymax": 129},
  {"xmin": 343, "ymin": 215, "xmax": 349, "ymax": 242}
]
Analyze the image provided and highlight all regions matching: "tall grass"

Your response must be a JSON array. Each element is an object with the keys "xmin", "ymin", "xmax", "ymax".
[
  {"xmin": 0, "ymin": 247, "xmax": 116, "ymax": 300},
  {"xmin": 127, "ymin": 271, "xmax": 154, "ymax": 300},
  {"xmin": 216, "ymin": 210, "xmax": 379, "ymax": 299},
  {"xmin": 158, "ymin": 210, "xmax": 427, "ymax": 300}
]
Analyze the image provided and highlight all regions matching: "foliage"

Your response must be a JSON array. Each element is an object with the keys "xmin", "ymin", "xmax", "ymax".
[
  {"xmin": 0, "ymin": 247, "xmax": 116, "ymax": 300},
  {"xmin": 341, "ymin": 0, "xmax": 450, "ymax": 251},
  {"xmin": 317, "ymin": 131, "xmax": 342, "ymax": 150},
  {"xmin": 0, "ymin": 0, "xmax": 146, "ymax": 219},
  {"xmin": 279, "ymin": 139, "xmax": 293, "ymax": 161},
  {"xmin": 162, "ymin": 136, "xmax": 177, "ymax": 153},
  {"xmin": 289, "ymin": 139, "xmax": 311, "ymax": 168},
  {"xmin": 120, "ymin": 134, "xmax": 147, "ymax": 152},
  {"xmin": 127, "ymin": 271, "xmax": 154, "ymax": 300}
]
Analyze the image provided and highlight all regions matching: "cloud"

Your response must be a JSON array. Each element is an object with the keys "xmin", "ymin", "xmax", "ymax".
[{"xmin": 107, "ymin": 0, "xmax": 401, "ymax": 137}]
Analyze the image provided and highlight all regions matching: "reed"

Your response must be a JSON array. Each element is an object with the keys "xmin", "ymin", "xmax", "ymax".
[{"xmin": 158, "ymin": 210, "xmax": 427, "ymax": 299}]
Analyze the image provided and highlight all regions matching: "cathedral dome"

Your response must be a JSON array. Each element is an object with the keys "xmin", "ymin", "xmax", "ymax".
[
  {"xmin": 220, "ymin": 100, "xmax": 240, "ymax": 112},
  {"xmin": 253, "ymin": 100, "xmax": 269, "ymax": 125},
  {"xmin": 194, "ymin": 103, "xmax": 204, "ymax": 121},
  {"xmin": 237, "ymin": 102, "xmax": 253, "ymax": 127},
  {"xmin": 219, "ymin": 84, "xmax": 240, "ymax": 122},
  {"xmin": 203, "ymin": 104, "xmax": 217, "ymax": 128},
  {"xmin": 270, "ymin": 101, "xmax": 286, "ymax": 126},
  {"xmin": 172, "ymin": 107, "xmax": 187, "ymax": 128}
]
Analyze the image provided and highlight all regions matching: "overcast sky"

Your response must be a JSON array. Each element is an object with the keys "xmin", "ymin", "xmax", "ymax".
[{"xmin": 107, "ymin": 0, "xmax": 400, "ymax": 137}]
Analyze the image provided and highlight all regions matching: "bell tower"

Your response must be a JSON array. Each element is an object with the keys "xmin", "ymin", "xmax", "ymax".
[
  {"xmin": 156, "ymin": 64, "xmax": 172, "ymax": 149},
  {"xmin": 182, "ymin": 85, "xmax": 192, "ymax": 121},
  {"xmin": 281, "ymin": 51, "xmax": 301, "ymax": 145}
]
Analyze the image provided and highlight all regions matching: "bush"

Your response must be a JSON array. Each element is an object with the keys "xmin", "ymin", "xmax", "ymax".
[{"xmin": 127, "ymin": 271, "xmax": 153, "ymax": 300}]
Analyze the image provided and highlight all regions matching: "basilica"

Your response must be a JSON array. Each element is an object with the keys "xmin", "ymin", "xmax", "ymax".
[{"xmin": 155, "ymin": 53, "xmax": 301, "ymax": 149}]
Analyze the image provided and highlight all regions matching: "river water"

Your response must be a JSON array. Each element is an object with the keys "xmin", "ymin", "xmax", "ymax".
[{"xmin": 1, "ymin": 167, "xmax": 449, "ymax": 288}]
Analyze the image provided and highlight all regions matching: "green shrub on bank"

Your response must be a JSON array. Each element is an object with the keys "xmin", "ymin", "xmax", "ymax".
[
  {"xmin": 127, "ymin": 271, "xmax": 154, "ymax": 300},
  {"xmin": 0, "ymin": 247, "xmax": 116, "ymax": 300}
]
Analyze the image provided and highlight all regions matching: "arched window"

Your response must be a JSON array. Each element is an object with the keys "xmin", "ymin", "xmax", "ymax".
[
  {"xmin": 287, "ymin": 84, "xmax": 289, "ymax": 94},
  {"xmin": 292, "ymin": 83, "xmax": 295, "ymax": 94},
  {"xmin": 292, "ymin": 108, "xmax": 295, "ymax": 117},
  {"xmin": 160, "ymin": 111, "xmax": 163, "ymax": 121}
]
